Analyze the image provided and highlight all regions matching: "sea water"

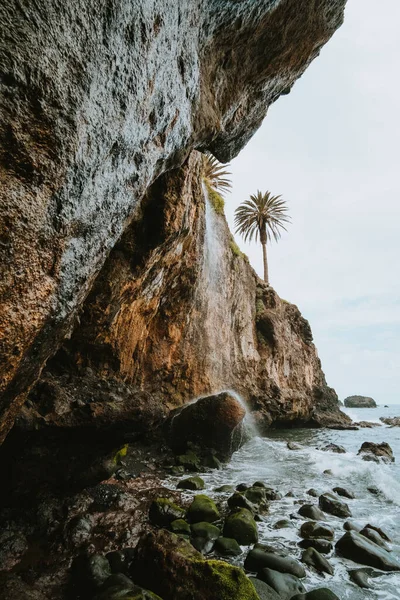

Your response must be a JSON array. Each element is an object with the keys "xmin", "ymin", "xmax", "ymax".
[{"xmin": 166, "ymin": 405, "xmax": 400, "ymax": 599}]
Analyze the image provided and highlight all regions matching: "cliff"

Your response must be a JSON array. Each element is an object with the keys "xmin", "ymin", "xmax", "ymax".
[
  {"xmin": 20, "ymin": 153, "xmax": 349, "ymax": 434},
  {"xmin": 0, "ymin": 0, "xmax": 348, "ymax": 441}
]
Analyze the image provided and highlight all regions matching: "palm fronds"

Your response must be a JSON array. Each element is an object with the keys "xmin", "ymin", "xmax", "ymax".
[
  {"xmin": 234, "ymin": 190, "xmax": 290, "ymax": 243},
  {"xmin": 202, "ymin": 154, "xmax": 232, "ymax": 196}
]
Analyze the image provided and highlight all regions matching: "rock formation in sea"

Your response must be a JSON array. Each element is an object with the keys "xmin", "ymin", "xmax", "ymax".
[
  {"xmin": 0, "ymin": 0, "xmax": 348, "ymax": 442},
  {"xmin": 344, "ymin": 396, "xmax": 377, "ymax": 408}
]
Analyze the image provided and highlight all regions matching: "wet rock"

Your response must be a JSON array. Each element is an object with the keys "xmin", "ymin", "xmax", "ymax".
[
  {"xmin": 320, "ymin": 443, "xmax": 346, "ymax": 454},
  {"xmin": 149, "ymin": 498, "xmax": 185, "ymax": 527},
  {"xmin": 89, "ymin": 483, "xmax": 123, "ymax": 511},
  {"xmin": 236, "ymin": 483, "xmax": 250, "ymax": 492},
  {"xmin": 348, "ymin": 567, "xmax": 380, "ymax": 589},
  {"xmin": 215, "ymin": 484, "xmax": 234, "ymax": 493},
  {"xmin": 300, "ymin": 521, "xmax": 334, "ymax": 540},
  {"xmin": 298, "ymin": 539, "xmax": 333, "ymax": 554},
  {"xmin": 132, "ymin": 529, "xmax": 260, "ymax": 600},
  {"xmin": 106, "ymin": 549, "xmax": 135, "ymax": 575},
  {"xmin": 343, "ymin": 520, "xmax": 362, "ymax": 532},
  {"xmin": 287, "ymin": 442, "xmax": 302, "ymax": 450},
  {"xmin": 203, "ymin": 454, "xmax": 223, "ymax": 470},
  {"xmin": 323, "ymin": 469, "xmax": 333, "ymax": 475},
  {"xmin": 0, "ymin": 576, "xmax": 48, "ymax": 600},
  {"xmin": 214, "ymin": 536, "xmax": 242, "ymax": 557},
  {"xmin": 0, "ymin": 526, "xmax": 28, "ymax": 570},
  {"xmin": 177, "ymin": 476, "xmax": 205, "ymax": 491},
  {"xmin": 307, "ymin": 489, "xmax": 319, "ymax": 497},
  {"xmin": 298, "ymin": 504, "xmax": 325, "ymax": 520},
  {"xmin": 249, "ymin": 577, "xmax": 281, "ymax": 600},
  {"xmin": 223, "ymin": 508, "xmax": 258, "ymax": 545},
  {"xmin": 301, "ymin": 547, "xmax": 334, "ymax": 575},
  {"xmin": 257, "ymin": 568, "xmax": 306, "ymax": 598},
  {"xmin": 354, "ymin": 421, "xmax": 381, "ymax": 428},
  {"xmin": 359, "ymin": 526, "xmax": 391, "ymax": 550},
  {"xmin": 263, "ymin": 487, "xmax": 282, "ymax": 501},
  {"xmin": 175, "ymin": 451, "xmax": 201, "ymax": 472},
  {"xmin": 187, "ymin": 495, "xmax": 220, "ymax": 524},
  {"xmin": 380, "ymin": 416, "xmax": 400, "ymax": 426},
  {"xmin": 245, "ymin": 486, "xmax": 268, "ymax": 505},
  {"xmin": 228, "ymin": 491, "xmax": 257, "ymax": 513},
  {"xmin": 95, "ymin": 579, "xmax": 162, "ymax": 600},
  {"xmin": 273, "ymin": 519, "xmax": 294, "ymax": 530},
  {"xmin": 191, "ymin": 522, "xmax": 220, "ymax": 541},
  {"xmin": 290, "ymin": 589, "xmax": 340, "ymax": 600},
  {"xmin": 336, "ymin": 531, "xmax": 400, "ymax": 571},
  {"xmin": 170, "ymin": 519, "xmax": 191, "ymax": 536},
  {"xmin": 190, "ymin": 536, "xmax": 214, "ymax": 554},
  {"xmin": 344, "ymin": 395, "xmax": 376, "ymax": 408},
  {"xmin": 166, "ymin": 393, "xmax": 246, "ymax": 459},
  {"xmin": 357, "ymin": 442, "xmax": 394, "ymax": 463},
  {"xmin": 367, "ymin": 486, "xmax": 381, "ymax": 495},
  {"xmin": 365, "ymin": 523, "xmax": 391, "ymax": 542},
  {"xmin": 332, "ymin": 487, "xmax": 355, "ymax": 499},
  {"xmin": 319, "ymin": 492, "xmax": 351, "ymax": 518},
  {"xmin": 244, "ymin": 548, "xmax": 305, "ymax": 578},
  {"xmin": 70, "ymin": 554, "xmax": 112, "ymax": 595}
]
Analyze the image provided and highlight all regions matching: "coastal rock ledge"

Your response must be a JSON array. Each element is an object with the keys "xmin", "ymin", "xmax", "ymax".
[{"xmin": 0, "ymin": 0, "xmax": 348, "ymax": 441}]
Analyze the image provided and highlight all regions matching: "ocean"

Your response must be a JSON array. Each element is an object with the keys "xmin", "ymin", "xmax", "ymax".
[{"xmin": 166, "ymin": 405, "xmax": 400, "ymax": 599}]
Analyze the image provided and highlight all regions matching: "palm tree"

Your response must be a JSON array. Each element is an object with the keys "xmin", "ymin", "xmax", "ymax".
[
  {"xmin": 234, "ymin": 191, "xmax": 290, "ymax": 284},
  {"xmin": 202, "ymin": 153, "xmax": 232, "ymax": 196}
]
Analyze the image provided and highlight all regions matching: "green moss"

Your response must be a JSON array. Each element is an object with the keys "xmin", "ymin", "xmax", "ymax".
[
  {"xmin": 187, "ymin": 495, "xmax": 220, "ymax": 523},
  {"xmin": 113, "ymin": 444, "xmax": 128, "ymax": 465},
  {"xmin": 191, "ymin": 559, "xmax": 260, "ymax": 600},
  {"xmin": 256, "ymin": 299, "xmax": 265, "ymax": 315},
  {"xmin": 229, "ymin": 239, "xmax": 242, "ymax": 257},
  {"xmin": 223, "ymin": 508, "xmax": 258, "ymax": 545},
  {"xmin": 204, "ymin": 181, "xmax": 225, "ymax": 215}
]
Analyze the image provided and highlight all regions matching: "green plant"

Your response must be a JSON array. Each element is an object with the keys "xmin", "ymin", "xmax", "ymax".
[
  {"xmin": 202, "ymin": 154, "xmax": 232, "ymax": 196},
  {"xmin": 229, "ymin": 239, "xmax": 242, "ymax": 257},
  {"xmin": 234, "ymin": 190, "xmax": 290, "ymax": 284},
  {"xmin": 205, "ymin": 182, "xmax": 225, "ymax": 215}
]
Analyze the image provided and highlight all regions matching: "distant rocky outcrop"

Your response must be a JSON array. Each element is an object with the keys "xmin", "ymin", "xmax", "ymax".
[
  {"xmin": 380, "ymin": 417, "xmax": 400, "ymax": 427},
  {"xmin": 344, "ymin": 396, "xmax": 377, "ymax": 408}
]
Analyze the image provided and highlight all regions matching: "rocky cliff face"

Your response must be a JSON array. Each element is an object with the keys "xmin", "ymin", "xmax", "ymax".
[
  {"xmin": 20, "ymin": 152, "xmax": 348, "ymax": 434},
  {"xmin": 0, "ymin": 0, "xmax": 347, "ymax": 440}
]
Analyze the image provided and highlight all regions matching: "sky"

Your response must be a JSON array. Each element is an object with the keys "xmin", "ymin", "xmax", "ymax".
[{"xmin": 225, "ymin": 0, "xmax": 400, "ymax": 405}]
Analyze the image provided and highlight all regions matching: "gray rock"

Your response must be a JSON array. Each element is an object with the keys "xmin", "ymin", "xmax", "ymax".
[
  {"xmin": 358, "ymin": 442, "xmax": 394, "ymax": 463},
  {"xmin": 301, "ymin": 547, "xmax": 334, "ymax": 575},
  {"xmin": 298, "ymin": 504, "xmax": 325, "ymax": 520},
  {"xmin": 248, "ymin": 577, "xmax": 281, "ymax": 600},
  {"xmin": 298, "ymin": 539, "xmax": 333, "ymax": 554},
  {"xmin": 244, "ymin": 548, "xmax": 305, "ymax": 578},
  {"xmin": 177, "ymin": 476, "xmax": 205, "ymax": 491},
  {"xmin": 290, "ymin": 589, "xmax": 340, "ymax": 600},
  {"xmin": 319, "ymin": 492, "xmax": 351, "ymax": 518},
  {"xmin": 332, "ymin": 487, "xmax": 354, "ymax": 499},
  {"xmin": 348, "ymin": 567, "xmax": 381, "ymax": 589},
  {"xmin": 257, "ymin": 568, "xmax": 306, "ymax": 599},
  {"xmin": 214, "ymin": 537, "xmax": 242, "ymax": 557},
  {"xmin": 300, "ymin": 521, "xmax": 335, "ymax": 540},
  {"xmin": 359, "ymin": 527, "xmax": 391, "ymax": 550},
  {"xmin": 320, "ymin": 443, "xmax": 346, "ymax": 454},
  {"xmin": 336, "ymin": 531, "xmax": 400, "ymax": 571},
  {"xmin": 344, "ymin": 395, "xmax": 377, "ymax": 408}
]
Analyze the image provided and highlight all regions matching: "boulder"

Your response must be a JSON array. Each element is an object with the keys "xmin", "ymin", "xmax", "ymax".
[
  {"xmin": 357, "ymin": 442, "xmax": 394, "ymax": 463},
  {"xmin": 166, "ymin": 393, "xmax": 246, "ymax": 459},
  {"xmin": 359, "ymin": 527, "xmax": 391, "ymax": 550},
  {"xmin": 332, "ymin": 487, "xmax": 354, "ymax": 499},
  {"xmin": 380, "ymin": 416, "xmax": 400, "ymax": 426},
  {"xmin": 273, "ymin": 519, "xmax": 294, "ymax": 530},
  {"xmin": 149, "ymin": 498, "xmax": 185, "ymax": 527},
  {"xmin": 287, "ymin": 442, "xmax": 302, "ymax": 450},
  {"xmin": 319, "ymin": 492, "xmax": 351, "ymax": 518},
  {"xmin": 335, "ymin": 531, "xmax": 400, "ymax": 571},
  {"xmin": 244, "ymin": 548, "xmax": 305, "ymax": 578},
  {"xmin": 190, "ymin": 522, "xmax": 220, "ymax": 542},
  {"xmin": 257, "ymin": 568, "xmax": 306, "ymax": 598},
  {"xmin": 298, "ymin": 504, "xmax": 325, "ymax": 521},
  {"xmin": 290, "ymin": 590, "xmax": 340, "ymax": 600},
  {"xmin": 301, "ymin": 547, "xmax": 334, "ymax": 575},
  {"xmin": 214, "ymin": 537, "xmax": 242, "ymax": 557},
  {"xmin": 344, "ymin": 395, "xmax": 377, "ymax": 408},
  {"xmin": 298, "ymin": 539, "xmax": 333, "ymax": 554},
  {"xmin": 300, "ymin": 522, "xmax": 334, "ymax": 540},
  {"xmin": 177, "ymin": 476, "xmax": 205, "ymax": 491},
  {"xmin": 70, "ymin": 554, "xmax": 112, "ymax": 596},
  {"xmin": 320, "ymin": 443, "xmax": 346, "ymax": 454},
  {"xmin": 248, "ymin": 578, "xmax": 281, "ymax": 600},
  {"xmin": 348, "ymin": 567, "xmax": 380, "ymax": 589},
  {"xmin": 343, "ymin": 520, "xmax": 362, "ymax": 532},
  {"xmin": 365, "ymin": 523, "xmax": 391, "ymax": 542},
  {"xmin": 307, "ymin": 489, "xmax": 319, "ymax": 497},
  {"xmin": 131, "ymin": 530, "xmax": 260, "ymax": 600},
  {"xmin": 187, "ymin": 495, "xmax": 220, "ymax": 524},
  {"xmin": 223, "ymin": 509, "xmax": 258, "ymax": 545},
  {"xmin": 227, "ymin": 491, "xmax": 255, "ymax": 513},
  {"xmin": 170, "ymin": 519, "xmax": 191, "ymax": 536}
]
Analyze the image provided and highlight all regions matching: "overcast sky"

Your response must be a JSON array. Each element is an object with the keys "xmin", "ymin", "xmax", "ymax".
[{"xmin": 225, "ymin": 0, "xmax": 400, "ymax": 405}]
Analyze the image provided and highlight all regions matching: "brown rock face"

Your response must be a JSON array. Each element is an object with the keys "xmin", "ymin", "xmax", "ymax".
[
  {"xmin": 0, "ymin": 0, "xmax": 347, "ymax": 441},
  {"xmin": 20, "ymin": 153, "xmax": 350, "ymax": 435},
  {"xmin": 166, "ymin": 392, "xmax": 246, "ymax": 457}
]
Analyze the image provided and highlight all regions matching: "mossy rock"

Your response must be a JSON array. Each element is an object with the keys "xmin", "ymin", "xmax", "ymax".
[
  {"xmin": 132, "ymin": 530, "xmax": 259, "ymax": 600},
  {"xmin": 177, "ymin": 476, "xmax": 205, "ymax": 491},
  {"xmin": 149, "ymin": 498, "xmax": 185, "ymax": 527},
  {"xmin": 191, "ymin": 522, "xmax": 220, "ymax": 541},
  {"xmin": 244, "ymin": 487, "xmax": 267, "ymax": 505},
  {"xmin": 187, "ymin": 495, "xmax": 220, "ymax": 524},
  {"xmin": 175, "ymin": 451, "xmax": 201, "ymax": 472},
  {"xmin": 170, "ymin": 519, "xmax": 191, "ymax": 536},
  {"xmin": 203, "ymin": 454, "xmax": 222, "ymax": 469},
  {"xmin": 223, "ymin": 509, "xmax": 258, "ymax": 545},
  {"xmin": 290, "ymin": 589, "xmax": 340, "ymax": 600},
  {"xmin": 214, "ymin": 537, "xmax": 242, "ymax": 557},
  {"xmin": 215, "ymin": 484, "xmax": 234, "ymax": 493}
]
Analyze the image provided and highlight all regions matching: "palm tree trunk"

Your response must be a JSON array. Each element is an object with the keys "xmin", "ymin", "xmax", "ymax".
[{"xmin": 262, "ymin": 241, "xmax": 269, "ymax": 284}]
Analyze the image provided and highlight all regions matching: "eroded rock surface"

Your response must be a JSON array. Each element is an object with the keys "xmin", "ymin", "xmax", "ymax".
[{"xmin": 0, "ymin": 0, "xmax": 347, "ymax": 441}]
